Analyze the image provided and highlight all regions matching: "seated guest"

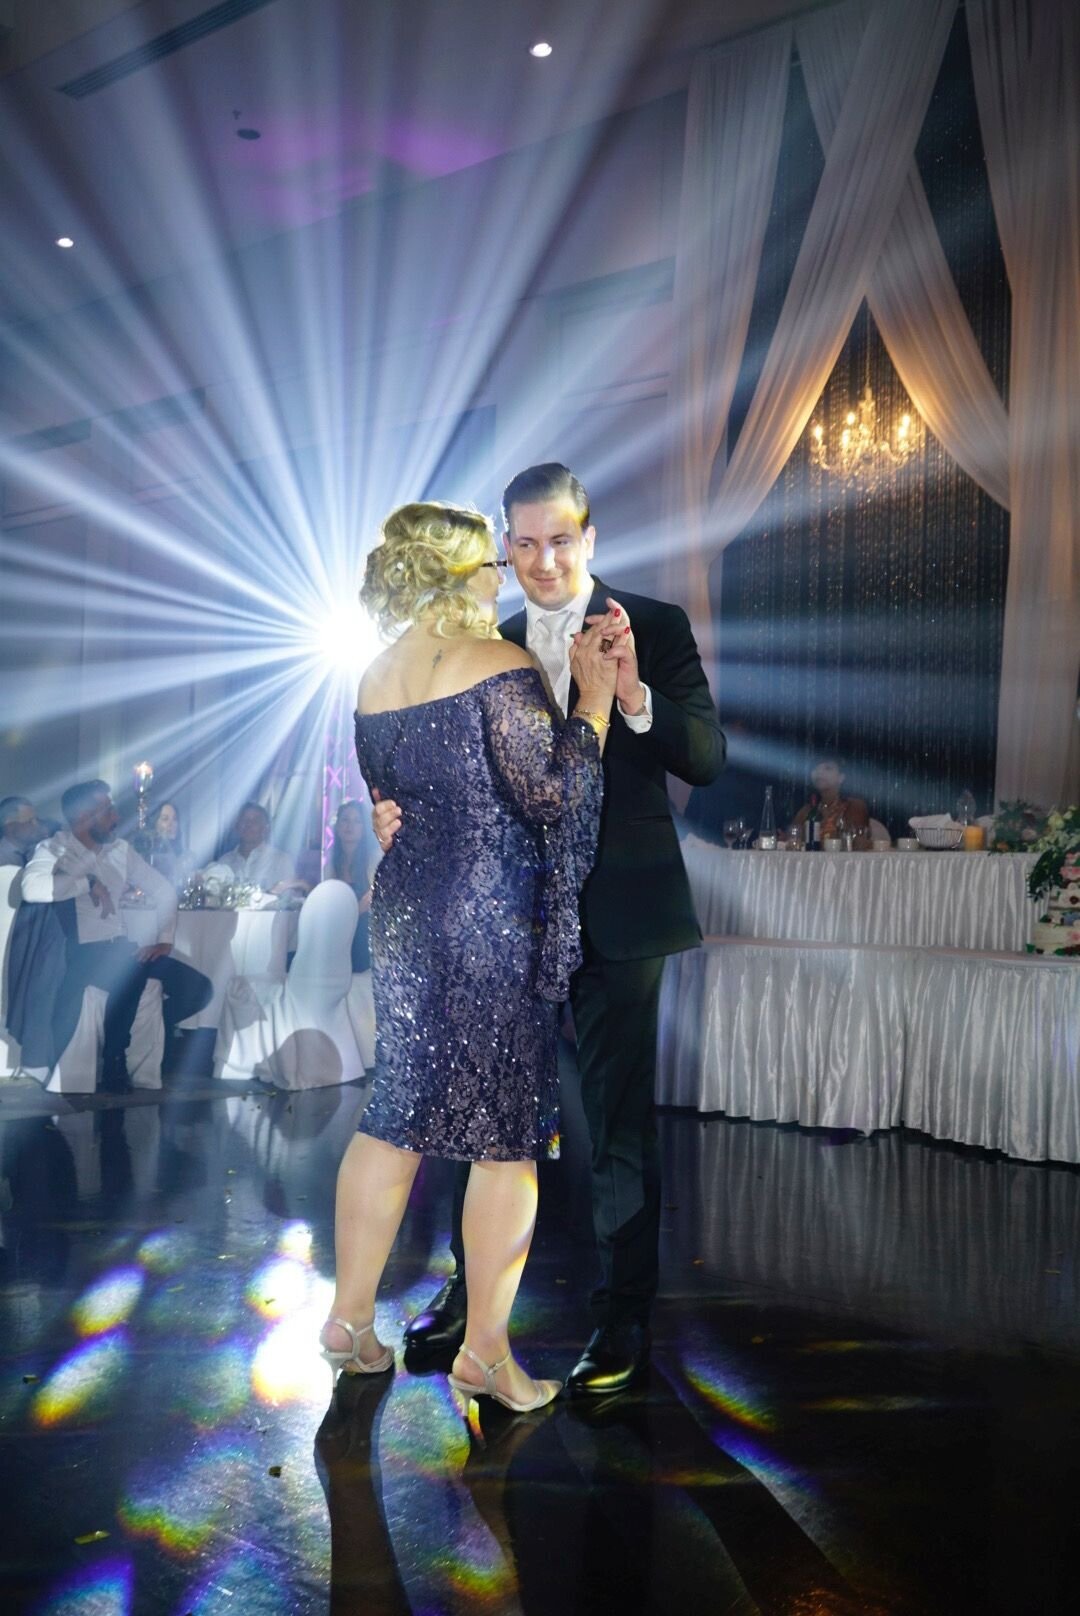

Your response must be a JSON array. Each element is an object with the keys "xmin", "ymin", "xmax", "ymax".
[
  {"xmin": 0, "ymin": 797, "xmax": 45, "ymax": 867},
  {"xmin": 327, "ymin": 799, "xmax": 374, "ymax": 972},
  {"xmin": 791, "ymin": 758, "xmax": 869, "ymax": 840},
  {"xmin": 149, "ymin": 800, "xmax": 197, "ymax": 889},
  {"xmin": 22, "ymin": 780, "xmax": 211, "ymax": 1091},
  {"xmin": 220, "ymin": 803, "xmax": 297, "ymax": 893}
]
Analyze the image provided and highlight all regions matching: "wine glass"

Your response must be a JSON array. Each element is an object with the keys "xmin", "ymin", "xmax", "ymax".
[{"xmin": 722, "ymin": 818, "xmax": 740, "ymax": 849}]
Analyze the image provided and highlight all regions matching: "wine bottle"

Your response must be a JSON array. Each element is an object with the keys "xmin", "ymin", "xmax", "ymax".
[{"xmin": 759, "ymin": 786, "xmax": 777, "ymax": 850}]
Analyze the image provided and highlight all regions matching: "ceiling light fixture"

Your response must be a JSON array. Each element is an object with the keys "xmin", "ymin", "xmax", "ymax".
[
  {"xmin": 56, "ymin": 236, "xmax": 75, "ymax": 248},
  {"xmin": 529, "ymin": 42, "xmax": 552, "ymax": 58}
]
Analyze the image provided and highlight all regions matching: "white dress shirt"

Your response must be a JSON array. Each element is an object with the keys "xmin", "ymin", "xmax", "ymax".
[
  {"xmin": 220, "ymin": 843, "xmax": 295, "ymax": 890},
  {"xmin": 524, "ymin": 576, "xmax": 653, "ymax": 730},
  {"xmin": 23, "ymin": 830, "xmax": 177, "ymax": 946}
]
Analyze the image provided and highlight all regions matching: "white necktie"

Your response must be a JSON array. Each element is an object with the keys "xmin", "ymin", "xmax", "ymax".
[{"xmin": 529, "ymin": 609, "xmax": 573, "ymax": 715}]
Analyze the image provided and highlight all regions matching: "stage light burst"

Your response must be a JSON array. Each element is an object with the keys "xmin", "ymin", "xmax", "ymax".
[{"xmin": 0, "ymin": 0, "xmax": 681, "ymax": 853}]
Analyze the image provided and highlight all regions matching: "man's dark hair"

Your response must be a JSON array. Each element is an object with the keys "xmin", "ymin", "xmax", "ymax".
[
  {"xmin": 237, "ymin": 801, "xmax": 270, "ymax": 824},
  {"xmin": 0, "ymin": 795, "xmax": 31, "ymax": 832},
  {"xmin": 501, "ymin": 463, "xmax": 590, "ymax": 531},
  {"xmin": 61, "ymin": 780, "xmax": 110, "ymax": 826}
]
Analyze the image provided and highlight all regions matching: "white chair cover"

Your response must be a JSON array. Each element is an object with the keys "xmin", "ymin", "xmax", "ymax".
[{"xmin": 214, "ymin": 880, "xmax": 374, "ymax": 1089}]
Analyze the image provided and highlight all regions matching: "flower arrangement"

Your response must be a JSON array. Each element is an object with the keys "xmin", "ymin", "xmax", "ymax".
[
  {"xmin": 988, "ymin": 799, "xmax": 1046, "ymax": 853},
  {"xmin": 1026, "ymin": 806, "xmax": 1080, "ymax": 905}
]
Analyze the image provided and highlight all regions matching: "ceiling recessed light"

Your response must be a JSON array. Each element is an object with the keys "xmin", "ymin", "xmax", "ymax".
[
  {"xmin": 56, "ymin": 236, "xmax": 75, "ymax": 248},
  {"xmin": 529, "ymin": 42, "xmax": 552, "ymax": 58}
]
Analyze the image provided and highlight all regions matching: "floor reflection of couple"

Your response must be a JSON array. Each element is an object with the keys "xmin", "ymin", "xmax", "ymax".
[{"xmin": 320, "ymin": 462, "xmax": 724, "ymax": 1408}]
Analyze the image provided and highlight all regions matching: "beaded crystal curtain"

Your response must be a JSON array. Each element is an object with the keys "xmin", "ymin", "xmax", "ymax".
[{"xmin": 706, "ymin": 10, "xmax": 1009, "ymax": 837}]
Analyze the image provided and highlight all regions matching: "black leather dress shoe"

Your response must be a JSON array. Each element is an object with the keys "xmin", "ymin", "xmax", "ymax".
[
  {"xmin": 402, "ymin": 1274, "xmax": 467, "ymax": 1360},
  {"xmin": 566, "ymin": 1323, "xmax": 651, "ymax": 1397}
]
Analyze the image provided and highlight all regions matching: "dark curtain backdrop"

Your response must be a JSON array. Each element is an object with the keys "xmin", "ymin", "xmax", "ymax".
[{"xmin": 692, "ymin": 9, "xmax": 1010, "ymax": 841}]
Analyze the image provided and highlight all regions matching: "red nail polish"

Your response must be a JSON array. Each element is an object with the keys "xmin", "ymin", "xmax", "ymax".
[
  {"xmin": 623, "ymin": 625, "xmax": 631, "ymax": 634},
  {"xmin": 614, "ymin": 609, "xmax": 622, "ymax": 618}
]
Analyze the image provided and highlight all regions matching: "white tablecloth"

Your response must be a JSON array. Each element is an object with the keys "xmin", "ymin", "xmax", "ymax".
[
  {"xmin": 681, "ymin": 836, "xmax": 1037, "ymax": 951},
  {"xmin": 123, "ymin": 907, "xmax": 298, "ymax": 1029},
  {"xmin": 657, "ymin": 939, "xmax": 1080, "ymax": 1163}
]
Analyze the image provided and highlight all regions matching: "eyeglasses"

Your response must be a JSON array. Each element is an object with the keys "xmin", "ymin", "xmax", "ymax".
[{"xmin": 478, "ymin": 559, "xmax": 511, "ymax": 571}]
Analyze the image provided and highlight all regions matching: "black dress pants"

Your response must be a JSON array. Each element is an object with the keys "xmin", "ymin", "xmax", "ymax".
[
  {"xmin": 54, "ymin": 940, "xmax": 212, "ymax": 1082},
  {"xmin": 449, "ymin": 948, "xmax": 667, "ymax": 1330}
]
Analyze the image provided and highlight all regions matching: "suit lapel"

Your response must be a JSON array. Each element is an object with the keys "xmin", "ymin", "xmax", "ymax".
[{"xmin": 500, "ymin": 609, "xmax": 527, "ymax": 649}]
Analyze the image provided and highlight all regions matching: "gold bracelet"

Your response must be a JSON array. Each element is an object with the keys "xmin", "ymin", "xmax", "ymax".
[{"xmin": 574, "ymin": 708, "xmax": 610, "ymax": 735}]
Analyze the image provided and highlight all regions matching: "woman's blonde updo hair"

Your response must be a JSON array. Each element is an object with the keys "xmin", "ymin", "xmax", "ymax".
[{"xmin": 360, "ymin": 501, "xmax": 498, "ymax": 639}]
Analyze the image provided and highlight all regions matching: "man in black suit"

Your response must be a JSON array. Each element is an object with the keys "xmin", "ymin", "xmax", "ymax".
[{"xmin": 374, "ymin": 463, "xmax": 724, "ymax": 1393}]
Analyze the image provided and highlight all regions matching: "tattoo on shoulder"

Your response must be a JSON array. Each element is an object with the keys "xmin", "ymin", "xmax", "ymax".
[{"xmin": 431, "ymin": 650, "xmax": 443, "ymax": 671}]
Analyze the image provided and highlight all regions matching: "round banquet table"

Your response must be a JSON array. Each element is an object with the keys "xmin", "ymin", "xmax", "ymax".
[{"xmin": 122, "ymin": 905, "xmax": 299, "ymax": 1029}]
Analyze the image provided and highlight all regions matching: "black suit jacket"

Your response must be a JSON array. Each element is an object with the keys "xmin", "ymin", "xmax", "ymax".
[{"xmin": 501, "ymin": 578, "xmax": 725, "ymax": 961}]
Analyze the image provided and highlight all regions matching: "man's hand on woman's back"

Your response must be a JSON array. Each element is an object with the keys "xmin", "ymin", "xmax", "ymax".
[{"xmin": 371, "ymin": 790, "xmax": 402, "ymax": 853}]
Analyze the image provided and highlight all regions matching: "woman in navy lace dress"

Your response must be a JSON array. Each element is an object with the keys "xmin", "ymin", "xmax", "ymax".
[{"xmin": 320, "ymin": 501, "xmax": 615, "ymax": 1411}]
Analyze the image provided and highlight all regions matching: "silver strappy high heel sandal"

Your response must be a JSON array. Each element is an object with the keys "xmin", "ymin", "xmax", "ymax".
[
  {"xmin": 448, "ymin": 1346, "xmax": 561, "ymax": 1413},
  {"xmin": 319, "ymin": 1317, "xmax": 394, "ymax": 1383}
]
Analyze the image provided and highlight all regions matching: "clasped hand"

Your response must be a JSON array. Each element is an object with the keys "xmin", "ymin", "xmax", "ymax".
[{"xmin": 583, "ymin": 597, "xmax": 644, "ymax": 714}]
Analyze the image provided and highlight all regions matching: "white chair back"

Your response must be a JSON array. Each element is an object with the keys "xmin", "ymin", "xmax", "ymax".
[{"xmin": 214, "ymin": 880, "xmax": 368, "ymax": 1089}]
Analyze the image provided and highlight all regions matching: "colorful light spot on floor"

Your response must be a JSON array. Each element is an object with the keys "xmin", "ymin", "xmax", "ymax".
[
  {"xmin": 119, "ymin": 1445, "xmax": 249, "ymax": 1558},
  {"xmin": 32, "ymin": 1332, "xmax": 129, "ymax": 1427},
  {"xmin": 136, "ymin": 1230, "xmax": 195, "ymax": 1274},
  {"xmin": 683, "ymin": 1352, "xmax": 777, "ymax": 1431},
  {"xmin": 252, "ymin": 1309, "xmax": 334, "ymax": 1406},
  {"xmin": 806, "ymin": 1395, "xmax": 945, "ymax": 1412},
  {"xmin": 72, "ymin": 1268, "xmax": 144, "ymax": 1336},
  {"xmin": 32, "ymin": 1556, "xmax": 133, "ymax": 1615},
  {"xmin": 180, "ymin": 1546, "xmax": 297, "ymax": 1614},
  {"xmin": 169, "ymin": 1340, "xmax": 250, "ymax": 1430},
  {"xmin": 276, "ymin": 1221, "xmax": 313, "ymax": 1263},
  {"xmin": 246, "ymin": 1256, "xmax": 309, "ymax": 1320}
]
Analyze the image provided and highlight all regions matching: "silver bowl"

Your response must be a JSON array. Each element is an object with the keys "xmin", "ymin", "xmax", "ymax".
[{"xmin": 914, "ymin": 825, "xmax": 965, "ymax": 850}]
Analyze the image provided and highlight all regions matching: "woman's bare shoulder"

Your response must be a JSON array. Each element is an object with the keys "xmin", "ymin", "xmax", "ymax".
[
  {"xmin": 471, "ymin": 637, "xmax": 535, "ymax": 674},
  {"xmin": 356, "ymin": 645, "xmax": 398, "ymax": 713}
]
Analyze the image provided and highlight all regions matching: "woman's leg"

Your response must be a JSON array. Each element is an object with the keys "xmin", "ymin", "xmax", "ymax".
[
  {"xmin": 452, "ymin": 1159, "xmax": 555, "ymax": 1403},
  {"xmin": 324, "ymin": 1132, "xmax": 422, "ymax": 1363}
]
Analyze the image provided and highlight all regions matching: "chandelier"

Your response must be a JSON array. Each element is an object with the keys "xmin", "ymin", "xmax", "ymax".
[
  {"xmin": 808, "ymin": 382, "xmax": 923, "ymax": 492},
  {"xmin": 806, "ymin": 311, "xmax": 924, "ymax": 492}
]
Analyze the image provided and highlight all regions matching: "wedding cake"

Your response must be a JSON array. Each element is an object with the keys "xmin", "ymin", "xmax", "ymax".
[{"xmin": 1029, "ymin": 859, "xmax": 1080, "ymax": 956}]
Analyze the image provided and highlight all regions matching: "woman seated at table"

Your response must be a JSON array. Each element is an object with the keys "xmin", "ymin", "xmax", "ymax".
[
  {"xmin": 149, "ymin": 800, "xmax": 198, "ymax": 889},
  {"xmin": 790, "ymin": 758, "xmax": 869, "ymax": 842},
  {"xmin": 326, "ymin": 798, "xmax": 375, "ymax": 972}
]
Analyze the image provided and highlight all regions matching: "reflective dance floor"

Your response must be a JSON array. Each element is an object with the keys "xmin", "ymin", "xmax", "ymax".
[{"xmin": 1, "ymin": 1056, "xmax": 1078, "ymax": 1615}]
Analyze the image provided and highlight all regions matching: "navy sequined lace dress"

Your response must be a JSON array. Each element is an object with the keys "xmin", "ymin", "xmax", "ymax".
[{"xmin": 353, "ymin": 667, "xmax": 602, "ymax": 1162}]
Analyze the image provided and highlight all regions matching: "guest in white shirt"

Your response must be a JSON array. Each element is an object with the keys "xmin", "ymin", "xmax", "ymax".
[
  {"xmin": 0, "ymin": 796, "xmax": 45, "ymax": 868},
  {"xmin": 23, "ymin": 780, "xmax": 211, "ymax": 1091},
  {"xmin": 220, "ymin": 803, "xmax": 298, "ymax": 893}
]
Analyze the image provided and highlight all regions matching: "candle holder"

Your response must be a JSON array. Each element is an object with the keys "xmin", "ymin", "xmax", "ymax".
[{"xmin": 133, "ymin": 761, "xmax": 154, "ymax": 834}]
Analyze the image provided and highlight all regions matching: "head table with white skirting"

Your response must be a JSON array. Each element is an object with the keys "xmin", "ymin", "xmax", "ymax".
[
  {"xmin": 678, "ymin": 837, "xmax": 1039, "ymax": 950},
  {"xmin": 122, "ymin": 904, "xmax": 299, "ymax": 1029},
  {"xmin": 657, "ymin": 839, "xmax": 1080, "ymax": 1164}
]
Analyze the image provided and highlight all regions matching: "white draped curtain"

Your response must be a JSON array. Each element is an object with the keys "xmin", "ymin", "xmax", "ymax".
[
  {"xmin": 662, "ymin": 23, "xmax": 793, "ymax": 680},
  {"xmin": 968, "ymin": 0, "xmax": 1080, "ymax": 806},
  {"xmin": 666, "ymin": 0, "xmax": 1080, "ymax": 807}
]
